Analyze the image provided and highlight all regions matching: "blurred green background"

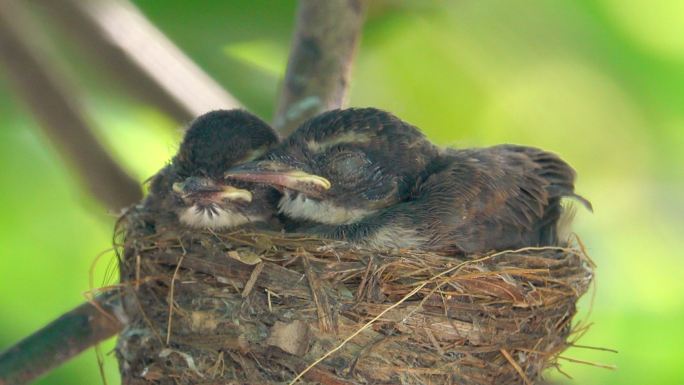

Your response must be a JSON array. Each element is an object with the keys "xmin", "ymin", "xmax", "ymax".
[{"xmin": 1, "ymin": 1, "xmax": 682, "ymax": 384}]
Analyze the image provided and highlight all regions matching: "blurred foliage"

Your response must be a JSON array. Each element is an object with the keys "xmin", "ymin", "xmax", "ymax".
[{"xmin": 0, "ymin": 1, "xmax": 682, "ymax": 384}]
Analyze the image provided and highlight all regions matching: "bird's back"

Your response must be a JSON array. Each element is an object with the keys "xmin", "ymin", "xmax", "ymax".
[{"xmin": 413, "ymin": 145, "xmax": 589, "ymax": 253}]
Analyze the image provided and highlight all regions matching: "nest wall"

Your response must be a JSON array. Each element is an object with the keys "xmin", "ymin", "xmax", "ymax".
[{"xmin": 115, "ymin": 203, "xmax": 594, "ymax": 385}]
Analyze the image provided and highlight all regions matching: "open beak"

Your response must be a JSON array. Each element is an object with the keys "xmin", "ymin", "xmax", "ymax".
[
  {"xmin": 173, "ymin": 178, "xmax": 252, "ymax": 203},
  {"xmin": 224, "ymin": 161, "xmax": 331, "ymax": 196}
]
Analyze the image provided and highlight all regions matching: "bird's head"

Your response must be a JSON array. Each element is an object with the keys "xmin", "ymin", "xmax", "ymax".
[
  {"xmin": 148, "ymin": 109, "xmax": 281, "ymax": 229},
  {"xmin": 174, "ymin": 109, "xmax": 279, "ymax": 179},
  {"xmin": 225, "ymin": 108, "xmax": 439, "ymax": 225}
]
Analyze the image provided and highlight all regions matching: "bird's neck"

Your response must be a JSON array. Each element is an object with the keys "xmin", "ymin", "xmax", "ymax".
[{"xmin": 278, "ymin": 191, "xmax": 374, "ymax": 225}]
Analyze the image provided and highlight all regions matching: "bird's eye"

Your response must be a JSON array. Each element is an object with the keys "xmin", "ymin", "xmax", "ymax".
[{"xmin": 329, "ymin": 152, "xmax": 368, "ymax": 180}]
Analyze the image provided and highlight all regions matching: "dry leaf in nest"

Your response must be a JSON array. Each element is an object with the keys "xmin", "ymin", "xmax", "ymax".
[{"xmin": 114, "ymin": 204, "xmax": 594, "ymax": 385}]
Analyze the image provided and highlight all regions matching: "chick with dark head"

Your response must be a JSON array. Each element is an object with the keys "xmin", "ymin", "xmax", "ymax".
[
  {"xmin": 148, "ymin": 109, "xmax": 280, "ymax": 230},
  {"xmin": 314, "ymin": 144, "xmax": 592, "ymax": 253},
  {"xmin": 225, "ymin": 108, "xmax": 590, "ymax": 254},
  {"xmin": 225, "ymin": 108, "xmax": 440, "ymax": 227}
]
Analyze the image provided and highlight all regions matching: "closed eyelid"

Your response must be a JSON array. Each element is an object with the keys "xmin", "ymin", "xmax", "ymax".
[
  {"xmin": 330, "ymin": 152, "xmax": 367, "ymax": 168},
  {"xmin": 329, "ymin": 147, "xmax": 368, "ymax": 160}
]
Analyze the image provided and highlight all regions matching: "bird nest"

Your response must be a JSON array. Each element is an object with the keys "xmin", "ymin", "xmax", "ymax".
[{"xmin": 114, "ymin": 203, "xmax": 594, "ymax": 385}]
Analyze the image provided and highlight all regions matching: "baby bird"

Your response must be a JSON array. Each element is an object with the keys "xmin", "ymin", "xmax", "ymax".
[
  {"xmin": 303, "ymin": 145, "xmax": 591, "ymax": 254},
  {"xmin": 148, "ymin": 109, "xmax": 280, "ymax": 229},
  {"xmin": 226, "ymin": 108, "xmax": 590, "ymax": 253}
]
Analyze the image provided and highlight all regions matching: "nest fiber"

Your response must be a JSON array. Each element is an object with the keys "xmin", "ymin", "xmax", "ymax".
[{"xmin": 115, "ymin": 203, "xmax": 593, "ymax": 385}]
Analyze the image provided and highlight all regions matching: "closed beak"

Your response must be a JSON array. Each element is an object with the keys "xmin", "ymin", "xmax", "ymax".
[
  {"xmin": 173, "ymin": 177, "xmax": 252, "ymax": 203},
  {"xmin": 224, "ymin": 161, "xmax": 331, "ymax": 196}
]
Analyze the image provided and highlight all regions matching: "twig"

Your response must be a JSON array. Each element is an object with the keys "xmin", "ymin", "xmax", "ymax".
[
  {"xmin": 302, "ymin": 255, "xmax": 336, "ymax": 333},
  {"xmin": 557, "ymin": 355, "xmax": 617, "ymax": 370},
  {"xmin": 0, "ymin": 0, "xmax": 142, "ymax": 211},
  {"xmin": 29, "ymin": 0, "xmax": 240, "ymax": 122},
  {"xmin": 273, "ymin": 0, "xmax": 367, "ymax": 137},
  {"xmin": 568, "ymin": 344, "xmax": 618, "ymax": 354},
  {"xmin": 165, "ymin": 253, "xmax": 185, "ymax": 345},
  {"xmin": 0, "ymin": 292, "xmax": 125, "ymax": 385},
  {"xmin": 94, "ymin": 344, "xmax": 109, "ymax": 385},
  {"xmin": 242, "ymin": 262, "xmax": 265, "ymax": 298},
  {"xmin": 500, "ymin": 349, "xmax": 533, "ymax": 385}
]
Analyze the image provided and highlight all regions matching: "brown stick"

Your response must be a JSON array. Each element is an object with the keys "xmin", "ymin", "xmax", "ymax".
[
  {"xmin": 0, "ymin": 1, "xmax": 142, "ymax": 211},
  {"xmin": 0, "ymin": 292, "xmax": 125, "ymax": 385},
  {"xmin": 273, "ymin": 0, "xmax": 366, "ymax": 137},
  {"xmin": 29, "ymin": 0, "xmax": 240, "ymax": 122}
]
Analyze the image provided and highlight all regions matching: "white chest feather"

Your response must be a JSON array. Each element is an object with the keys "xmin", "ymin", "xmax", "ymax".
[
  {"xmin": 278, "ymin": 192, "xmax": 372, "ymax": 225},
  {"xmin": 178, "ymin": 205, "xmax": 261, "ymax": 229}
]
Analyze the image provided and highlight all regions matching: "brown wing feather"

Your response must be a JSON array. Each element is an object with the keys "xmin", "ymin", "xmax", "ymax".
[{"xmin": 415, "ymin": 145, "xmax": 586, "ymax": 253}]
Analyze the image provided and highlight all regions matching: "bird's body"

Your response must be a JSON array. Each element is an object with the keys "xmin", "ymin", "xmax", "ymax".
[
  {"xmin": 147, "ymin": 109, "xmax": 280, "ymax": 230},
  {"xmin": 299, "ymin": 145, "xmax": 590, "ymax": 254},
  {"xmin": 225, "ymin": 107, "xmax": 590, "ymax": 253},
  {"xmin": 412, "ymin": 145, "xmax": 576, "ymax": 252}
]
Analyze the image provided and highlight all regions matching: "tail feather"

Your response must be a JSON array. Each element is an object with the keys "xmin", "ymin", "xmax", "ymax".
[
  {"xmin": 504, "ymin": 145, "xmax": 592, "ymax": 245},
  {"xmin": 568, "ymin": 193, "xmax": 593, "ymax": 212}
]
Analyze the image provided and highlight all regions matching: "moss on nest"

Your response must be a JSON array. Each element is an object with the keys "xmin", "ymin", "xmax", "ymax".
[{"xmin": 114, "ymin": 200, "xmax": 593, "ymax": 385}]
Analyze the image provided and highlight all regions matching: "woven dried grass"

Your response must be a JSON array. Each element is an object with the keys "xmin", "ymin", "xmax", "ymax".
[{"xmin": 114, "ymin": 201, "xmax": 594, "ymax": 385}]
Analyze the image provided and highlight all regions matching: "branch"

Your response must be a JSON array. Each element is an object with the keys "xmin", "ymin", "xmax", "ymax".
[
  {"xmin": 0, "ymin": 1, "xmax": 142, "ymax": 211},
  {"xmin": 0, "ymin": 292, "xmax": 124, "ymax": 385},
  {"xmin": 273, "ymin": 0, "xmax": 367, "ymax": 137},
  {"xmin": 29, "ymin": 0, "xmax": 240, "ymax": 122}
]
